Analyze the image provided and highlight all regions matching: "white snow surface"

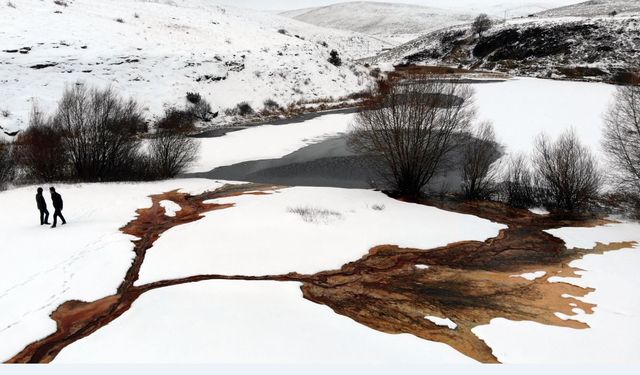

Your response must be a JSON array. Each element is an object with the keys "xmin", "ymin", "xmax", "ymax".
[
  {"xmin": 425, "ymin": 316, "xmax": 458, "ymax": 330},
  {"xmin": 0, "ymin": 179, "xmax": 222, "ymax": 362},
  {"xmin": 136, "ymin": 186, "xmax": 506, "ymax": 284},
  {"xmin": 54, "ymin": 280, "xmax": 476, "ymax": 363},
  {"xmin": 511, "ymin": 271, "xmax": 547, "ymax": 281},
  {"xmin": 159, "ymin": 200, "xmax": 182, "ymax": 217},
  {"xmin": 474, "ymin": 221, "xmax": 640, "ymax": 363},
  {"xmin": 191, "ymin": 112, "xmax": 354, "ymax": 172},
  {"xmin": 474, "ymin": 78, "xmax": 615, "ymax": 158},
  {"xmin": 0, "ymin": 0, "xmax": 385, "ymax": 138}
]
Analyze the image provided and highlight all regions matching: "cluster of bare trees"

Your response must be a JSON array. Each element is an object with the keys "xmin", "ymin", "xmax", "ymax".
[
  {"xmin": 10, "ymin": 84, "xmax": 199, "ymax": 183},
  {"xmin": 0, "ymin": 140, "xmax": 14, "ymax": 190},
  {"xmin": 349, "ymin": 78, "xmax": 605, "ymax": 214}
]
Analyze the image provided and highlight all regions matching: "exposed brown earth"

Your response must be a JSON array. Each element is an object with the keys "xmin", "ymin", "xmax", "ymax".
[{"xmin": 6, "ymin": 185, "xmax": 637, "ymax": 364}]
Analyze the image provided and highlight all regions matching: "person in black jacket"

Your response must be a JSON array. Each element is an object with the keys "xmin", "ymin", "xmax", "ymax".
[
  {"xmin": 36, "ymin": 187, "xmax": 50, "ymax": 225},
  {"xmin": 50, "ymin": 187, "xmax": 67, "ymax": 228}
]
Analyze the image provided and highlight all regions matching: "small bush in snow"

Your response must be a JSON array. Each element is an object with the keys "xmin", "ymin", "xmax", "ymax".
[
  {"xmin": 1, "ymin": 109, "xmax": 10, "ymax": 118},
  {"xmin": 236, "ymin": 102, "xmax": 255, "ymax": 116},
  {"xmin": 263, "ymin": 99, "xmax": 281, "ymax": 112},
  {"xmin": 146, "ymin": 131, "xmax": 199, "ymax": 178},
  {"xmin": 533, "ymin": 129, "xmax": 602, "ymax": 212},
  {"xmin": 6, "ymin": 1, "xmax": 16, "ymax": 8},
  {"xmin": 53, "ymin": 0, "xmax": 68, "ymax": 7},
  {"xmin": 277, "ymin": 29, "xmax": 288, "ymax": 35},
  {"xmin": 134, "ymin": 12, "xmax": 140, "ymax": 19},
  {"xmin": 288, "ymin": 206, "xmax": 343, "ymax": 224},
  {"xmin": 156, "ymin": 107, "xmax": 195, "ymax": 133},
  {"xmin": 328, "ymin": 50, "xmax": 342, "ymax": 67},
  {"xmin": 371, "ymin": 204, "xmax": 386, "ymax": 211},
  {"xmin": 185, "ymin": 92, "xmax": 215, "ymax": 122},
  {"xmin": 116, "ymin": 18, "xmax": 125, "ymax": 23},
  {"xmin": 498, "ymin": 154, "xmax": 538, "ymax": 209},
  {"xmin": 186, "ymin": 92, "xmax": 202, "ymax": 104}
]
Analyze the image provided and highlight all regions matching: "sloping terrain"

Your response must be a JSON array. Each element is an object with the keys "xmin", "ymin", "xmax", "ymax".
[
  {"xmin": 537, "ymin": 0, "xmax": 640, "ymax": 17},
  {"xmin": 0, "ymin": 0, "xmax": 387, "ymax": 138},
  {"xmin": 370, "ymin": 15, "xmax": 640, "ymax": 82},
  {"xmin": 280, "ymin": 1, "xmax": 474, "ymax": 45}
]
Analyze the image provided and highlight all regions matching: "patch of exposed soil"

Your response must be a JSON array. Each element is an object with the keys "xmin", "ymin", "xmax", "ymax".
[{"xmin": 300, "ymin": 199, "xmax": 634, "ymax": 363}]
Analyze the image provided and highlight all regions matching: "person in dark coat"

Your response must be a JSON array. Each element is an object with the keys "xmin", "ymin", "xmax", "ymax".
[
  {"xmin": 50, "ymin": 187, "xmax": 67, "ymax": 228},
  {"xmin": 36, "ymin": 187, "xmax": 50, "ymax": 225}
]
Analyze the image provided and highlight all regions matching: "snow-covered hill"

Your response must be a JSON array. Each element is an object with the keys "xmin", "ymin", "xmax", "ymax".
[
  {"xmin": 537, "ymin": 0, "xmax": 640, "ymax": 17},
  {"xmin": 0, "ymin": 0, "xmax": 387, "ymax": 138},
  {"xmin": 369, "ymin": 14, "xmax": 640, "ymax": 82},
  {"xmin": 280, "ymin": 2, "xmax": 474, "ymax": 45}
]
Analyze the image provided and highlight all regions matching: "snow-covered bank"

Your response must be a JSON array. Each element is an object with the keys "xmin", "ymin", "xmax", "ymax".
[
  {"xmin": 0, "ymin": 179, "xmax": 222, "ymax": 361},
  {"xmin": 137, "ymin": 186, "xmax": 506, "ymax": 283},
  {"xmin": 190, "ymin": 112, "xmax": 355, "ymax": 173},
  {"xmin": 474, "ymin": 221, "xmax": 640, "ymax": 363},
  {"xmin": 54, "ymin": 280, "xmax": 475, "ymax": 363}
]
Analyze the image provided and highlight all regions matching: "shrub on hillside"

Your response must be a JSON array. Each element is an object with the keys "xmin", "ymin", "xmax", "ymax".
[
  {"xmin": 328, "ymin": 50, "xmax": 342, "ymax": 67},
  {"xmin": 236, "ymin": 102, "xmax": 254, "ymax": 116},
  {"xmin": 156, "ymin": 107, "xmax": 196, "ymax": 133}
]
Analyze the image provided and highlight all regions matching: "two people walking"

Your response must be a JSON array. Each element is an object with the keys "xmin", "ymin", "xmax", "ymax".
[{"xmin": 36, "ymin": 187, "xmax": 66, "ymax": 228}]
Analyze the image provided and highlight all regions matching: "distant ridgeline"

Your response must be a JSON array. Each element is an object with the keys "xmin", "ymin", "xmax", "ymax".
[{"xmin": 372, "ymin": 15, "xmax": 640, "ymax": 83}]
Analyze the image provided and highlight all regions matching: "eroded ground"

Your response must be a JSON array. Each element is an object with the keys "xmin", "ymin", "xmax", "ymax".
[{"xmin": 6, "ymin": 184, "xmax": 637, "ymax": 363}]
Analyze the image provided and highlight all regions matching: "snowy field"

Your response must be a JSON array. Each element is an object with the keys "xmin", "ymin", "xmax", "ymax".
[
  {"xmin": 1, "ymin": 76, "xmax": 638, "ymax": 363},
  {"xmin": 0, "ymin": 179, "xmax": 222, "ymax": 362},
  {"xmin": 136, "ymin": 186, "xmax": 506, "ymax": 283},
  {"xmin": 54, "ymin": 281, "xmax": 475, "ymax": 364}
]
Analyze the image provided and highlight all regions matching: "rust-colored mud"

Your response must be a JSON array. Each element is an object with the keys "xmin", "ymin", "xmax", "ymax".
[
  {"xmin": 6, "ymin": 188, "xmax": 636, "ymax": 364},
  {"xmin": 300, "ymin": 199, "xmax": 636, "ymax": 363},
  {"xmin": 7, "ymin": 183, "xmax": 285, "ymax": 363}
]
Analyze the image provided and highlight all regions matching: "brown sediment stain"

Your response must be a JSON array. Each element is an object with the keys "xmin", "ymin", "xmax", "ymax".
[
  {"xmin": 299, "ymin": 199, "xmax": 637, "ymax": 363},
  {"xmin": 7, "ymin": 183, "xmax": 285, "ymax": 364},
  {"xmin": 6, "ymin": 188, "xmax": 637, "ymax": 364}
]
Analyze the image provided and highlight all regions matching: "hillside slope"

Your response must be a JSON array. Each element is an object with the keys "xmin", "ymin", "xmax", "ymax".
[
  {"xmin": 280, "ymin": 2, "xmax": 474, "ymax": 45},
  {"xmin": 537, "ymin": 0, "xmax": 640, "ymax": 17},
  {"xmin": 0, "ymin": 0, "xmax": 387, "ymax": 138},
  {"xmin": 369, "ymin": 15, "xmax": 640, "ymax": 82}
]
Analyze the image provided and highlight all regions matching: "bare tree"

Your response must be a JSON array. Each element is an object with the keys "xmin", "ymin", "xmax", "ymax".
[
  {"xmin": 349, "ymin": 78, "xmax": 475, "ymax": 197},
  {"xmin": 472, "ymin": 14, "xmax": 493, "ymax": 37},
  {"xmin": 52, "ymin": 84, "xmax": 147, "ymax": 181},
  {"xmin": 147, "ymin": 131, "xmax": 199, "ymax": 178},
  {"xmin": 0, "ymin": 139, "xmax": 14, "ymax": 189},
  {"xmin": 499, "ymin": 153, "xmax": 537, "ymax": 208},
  {"xmin": 14, "ymin": 106, "xmax": 70, "ymax": 182},
  {"xmin": 461, "ymin": 121, "xmax": 502, "ymax": 199},
  {"xmin": 603, "ymin": 84, "xmax": 640, "ymax": 195},
  {"xmin": 533, "ymin": 129, "xmax": 602, "ymax": 211}
]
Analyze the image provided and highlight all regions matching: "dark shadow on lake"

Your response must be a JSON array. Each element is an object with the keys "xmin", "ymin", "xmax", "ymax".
[{"xmin": 185, "ymin": 135, "xmax": 472, "ymax": 193}]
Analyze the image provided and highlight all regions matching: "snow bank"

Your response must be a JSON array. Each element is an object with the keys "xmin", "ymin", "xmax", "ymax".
[
  {"xmin": 54, "ymin": 281, "xmax": 475, "ymax": 363},
  {"xmin": 0, "ymin": 179, "xmax": 221, "ymax": 361},
  {"xmin": 191, "ymin": 112, "xmax": 354, "ymax": 172},
  {"xmin": 136, "ymin": 186, "xmax": 506, "ymax": 284}
]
